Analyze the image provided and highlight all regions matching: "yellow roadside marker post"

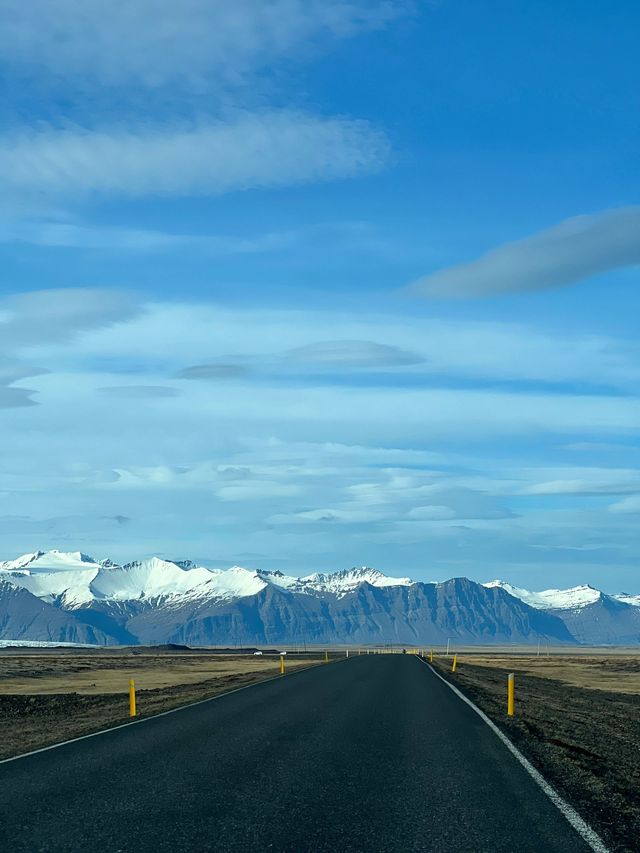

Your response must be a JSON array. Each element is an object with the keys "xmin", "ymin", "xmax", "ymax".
[
  {"xmin": 451, "ymin": 654, "xmax": 458, "ymax": 673},
  {"xmin": 280, "ymin": 655, "xmax": 285, "ymax": 675},
  {"xmin": 346, "ymin": 650, "xmax": 349, "ymax": 658},
  {"xmin": 325, "ymin": 650, "xmax": 329, "ymax": 663},
  {"xmin": 129, "ymin": 678, "xmax": 137, "ymax": 717},
  {"xmin": 429, "ymin": 649, "xmax": 433, "ymax": 663},
  {"xmin": 508, "ymin": 673, "xmax": 515, "ymax": 716}
]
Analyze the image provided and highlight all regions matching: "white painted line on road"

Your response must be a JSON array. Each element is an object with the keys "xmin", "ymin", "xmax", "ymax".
[
  {"xmin": 0, "ymin": 658, "xmax": 340, "ymax": 766},
  {"xmin": 418, "ymin": 658, "xmax": 610, "ymax": 853}
]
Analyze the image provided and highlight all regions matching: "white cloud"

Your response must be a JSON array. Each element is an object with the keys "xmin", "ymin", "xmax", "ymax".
[
  {"xmin": 562, "ymin": 441, "xmax": 631, "ymax": 453},
  {"xmin": 12, "ymin": 298, "xmax": 639, "ymax": 444},
  {"xmin": 406, "ymin": 505, "xmax": 455, "ymax": 520},
  {"xmin": 269, "ymin": 507, "xmax": 388, "ymax": 525},
  {"xmin": 410, "ymin": 207, "xmax": 640, "ymax": 298},
  {"xmin": 1, "ymin": 290, "xmax": 638, "ymax": 578},
  {"xmin": 0, "ymin": 288, "xmax": 141, "ymax": 347},
  {"xmin": 39, "ymin": 301, "xmax": 639, "ymax": 391},
  {"xmin": 0, "ymin": 113, "xmax": 389, "ymax": 202},
  {"xmin": 0, "ymin": 218, "xmax": 305, "ymax": 254},
  {"xmin": 98, "ymin": 385, "xmax": 180, "ymax": 399},
  {"xmin": 217, "ymin": 481, "xmax": 303, "ymax": 502},
  {"xmin": 286, "ymin": 340, "xmax": 423, "ymax": 368},
  {"xmin": 520, "ymin": 468, "xmax": 640, "ymax": 496},
  {"xmin": 608, "ymin": 495, "xmax": 640, "ymax": 515},
  {"xmin": 1, "ymin": 0, "xmax": 403, "ymax": 86}
]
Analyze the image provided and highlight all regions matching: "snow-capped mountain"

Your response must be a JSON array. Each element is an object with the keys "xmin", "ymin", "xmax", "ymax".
[
  {"xmin": 484, "ymin": 579, "xmax": 640, "ymax": 645},
  {"xmin": 614, "ymin": 593, "xmax": 640, "ymax": 607},
  {"xmin": 300, "ymin": 567, "xmax": 413, "ymax": 596},
  {"xmin": 0, "ymin": 552, "xmax": 413, "ymax": 609},
  {"xmin": 0, "ymin": 550, "xmax": 637, "ymax": 646},
  {"xmin": 484, "ymin": 580, "xmax": 603, "ymax": 611}
]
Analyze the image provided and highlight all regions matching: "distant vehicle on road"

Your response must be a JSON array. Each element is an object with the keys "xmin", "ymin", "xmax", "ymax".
[
  {"xmin": 253, "ymin": 651, "xmax": 263, "ymax": 656},
  {"xmin": 279, "ymin": 651, "xmax": 287, "ymax": 655}
]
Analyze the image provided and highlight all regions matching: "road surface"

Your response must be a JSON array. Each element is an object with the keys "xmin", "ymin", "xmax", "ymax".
[{"xmin": 0, "ymin": 655, "xmax": 595, "ymax": 852}]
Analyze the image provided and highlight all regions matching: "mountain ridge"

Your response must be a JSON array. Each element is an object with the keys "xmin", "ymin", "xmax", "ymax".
[{"xmin": 0, "ymin": 550, "xmax": 637, "ymax": 646}]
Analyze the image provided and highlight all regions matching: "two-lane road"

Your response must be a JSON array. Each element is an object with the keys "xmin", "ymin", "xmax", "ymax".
[{"xmin": 0, "ymin": 655, "xmax": 597, "ymax": 852}]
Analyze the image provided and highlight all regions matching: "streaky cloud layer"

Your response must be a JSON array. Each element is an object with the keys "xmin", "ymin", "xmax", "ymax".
[
  {"xmin": 0, "ymin": 114, "xmax": 389, "ymax": 201},
  {"xmin": 0, "ymin": 0, "xmax": 403, "ymax": 86}
]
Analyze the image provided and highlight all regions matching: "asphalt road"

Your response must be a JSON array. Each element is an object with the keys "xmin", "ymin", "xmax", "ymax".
[{"xmin": 0, "ymin": 655, "xmax": 595, "ymax": 852}]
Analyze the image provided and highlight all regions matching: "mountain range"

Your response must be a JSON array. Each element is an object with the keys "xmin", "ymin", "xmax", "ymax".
[{"xmin": 0, "ymin": 550, "xmax": 638, "ymax": 647}]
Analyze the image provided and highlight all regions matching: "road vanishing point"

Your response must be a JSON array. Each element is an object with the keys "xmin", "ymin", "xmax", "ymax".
[{"xmin": 0, "ymin": 655, "xmax": 599, "ymax": 852}]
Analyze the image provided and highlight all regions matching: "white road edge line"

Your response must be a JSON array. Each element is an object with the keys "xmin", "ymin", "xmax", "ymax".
[
  {"xmin": 0, "ymin": 658, "xmax": 338, "ymax": 766},
  {"xmin": 418, "ymin": 658, "xmax": 610, "ymax": 853}
]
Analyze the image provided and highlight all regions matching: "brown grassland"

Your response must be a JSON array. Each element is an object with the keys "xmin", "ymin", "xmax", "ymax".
[{"xmin": 0, "ymin": 649, "xmax": 323, "ymax": 761}]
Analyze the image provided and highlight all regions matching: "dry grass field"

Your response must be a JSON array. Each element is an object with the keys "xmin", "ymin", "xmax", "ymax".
[
  {"xmin": 430, "ymin": 653, "xmax": 640, "ymax": 853},
  {"xmin": 454, "ymin": 654, "xmax": 640, "ymax": 694},
  {"xmin": 0, "ymin": 649, "xmax": 324, "ymax": 761},
  {"xmin": 0, "ymin": 652, "xmax": 301, "ymax": 694}
]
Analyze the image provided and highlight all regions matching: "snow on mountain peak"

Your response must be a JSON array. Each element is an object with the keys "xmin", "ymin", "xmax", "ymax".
[
  {"xmin": 613, "ymin": 593, "xmax": 640, "ymax": 608},
  {"xmin": 0, "ymin": 550, "xmax": 102, "ymax": 574},
  {"xmin": 485, "ymin": 579, "xmax": 603, "ymax": 610},
  {"xmin": 0, "ymin": 551, "xmax": 103, "ymax": 606},
  {"xmin": 301, "ymin": 566, "xmax": 413, "ymax": 597},
  {"xmin": 0, "ymin": 551, "xmax": 419, "ymax": 608},
  {"xmin": 199, "ymin": 566, "xmax": 267, "ymax": 601},
  {"xmin": 90, "ymin": 557, "xmax": 215, "ymax": 602},
  {"xmin": 9, "ymin": 550, "xmax": 631, "ymax": 616}
]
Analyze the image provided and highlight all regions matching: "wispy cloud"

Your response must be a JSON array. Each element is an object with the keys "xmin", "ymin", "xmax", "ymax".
[
  {"xmin": 0, "ymin": 217, "xmax": 305, "ymax": 254},
  {"xmin": 286, "ymin": 340, "xmax": 424, "ymax": 368},
  {"xmin": 0, "ymin": 288, "xmax": 141, "ymax": 347},
  {"xmin": 61, "ymin": 302, "xmax": 639, "ymax": 391},
  {"xmin": 1, "ymin": 1, "xmax": 404, "ymax": 87},
  {"xmin": 176, "ymin": 365, "xmax": 250, "ymax": 380},
  {"xmin": 98, "ymin": 385, "xmax": 180, "ymax": 399},
  {"xmin": 0, "ymin": 113, "xmax": 389, "ymax": 202},
  {"xmin": 0, "ymin": 387, "xmax": 39, "ymax": 408},
  {"xmin": 0, "ymin": 361, "xmax": 47, "ymax": 408},
  {"xmin": 410, "ymin": 207, "xmax": 640, "ymax": 298},
  {"xmin": 520, "ymin": 468, "xmax": 640, "ymax": 497},
  {"xmin": 268, "ymin": 483, "xmax": 514, "ymax": 526},
  {"xmin": 609, "ymin": 495, "xmax": 640, "ymax": 515}
]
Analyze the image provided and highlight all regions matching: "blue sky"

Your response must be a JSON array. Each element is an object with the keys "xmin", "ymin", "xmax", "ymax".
[{"xmin": 0, "ymin": 1, "xmax": 638, "ymax": 590}]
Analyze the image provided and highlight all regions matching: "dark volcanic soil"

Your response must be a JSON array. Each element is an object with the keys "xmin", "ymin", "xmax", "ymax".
[
  {"xmin": 431, "ymin": 658, "xmax": 640, "ymax": 853},
  {"xmin": 0, "ymin": 667, "xmax": 307, "ymax": 761}
]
